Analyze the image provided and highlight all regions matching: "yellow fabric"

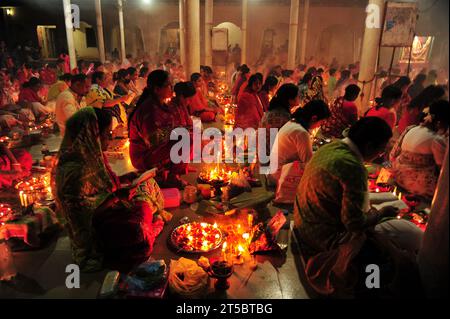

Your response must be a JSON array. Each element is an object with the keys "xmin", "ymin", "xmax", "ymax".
[{"xmin": 47, "ymin": 81, "xmax": 69, "ymax": 101}]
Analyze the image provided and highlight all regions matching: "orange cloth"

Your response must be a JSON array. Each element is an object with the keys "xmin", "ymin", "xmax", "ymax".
[{"xmin": 235, "ymin": 91, "xmax": 264, "ymax": 129}]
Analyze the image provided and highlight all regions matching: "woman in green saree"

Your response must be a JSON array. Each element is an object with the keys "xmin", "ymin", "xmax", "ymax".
[{"xmin": 55, "ymin": 106, "xmax": 168, "ymax": 272}]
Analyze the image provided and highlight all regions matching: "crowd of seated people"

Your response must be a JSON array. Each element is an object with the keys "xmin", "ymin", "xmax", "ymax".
[{"xmin": 1, "ymin": 42, "xmax": 449, "ymax": 296}]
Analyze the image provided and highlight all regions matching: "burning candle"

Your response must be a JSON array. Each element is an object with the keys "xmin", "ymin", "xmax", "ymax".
[
  {"xmin": 19, "ymin": 191, "xmax": 25, "ymax": 207},
  {"xmin": 247, "ymin": 214, "xmax": 253, "ymax": 228},
  {"xmin": 222, "ymin": 242, "xmax": 228, "ymax": 262}
]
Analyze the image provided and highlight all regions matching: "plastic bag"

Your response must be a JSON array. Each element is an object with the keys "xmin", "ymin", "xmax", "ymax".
[
  {"xmin": 274, "ymin": 161, "xmax": 304, "ymax": 204},
  {"xmin": 168, "ymin": 257, "xmax": 209, "ymax": 298},
  {"xmin": 126, "ymin": 260, "xmax": 167, "ymax": 291}
]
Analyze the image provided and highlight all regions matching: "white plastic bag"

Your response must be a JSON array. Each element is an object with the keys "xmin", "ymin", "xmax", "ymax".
[{"xmin": 274, "ymin": 161, "xmax": 304, "ymax": 204}]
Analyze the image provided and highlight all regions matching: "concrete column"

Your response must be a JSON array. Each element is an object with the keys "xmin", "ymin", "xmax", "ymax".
[
  {"xmin": 62, "ymin": 0, "xmax": 77, "ymax": 70},
  {"xmin": 95, "ymin": 0, "xmax": 106, "ymax": 63},
  {"xmin": 299, "ymin": 0, "xmax": 309, "ymax": 65},
  {"xmin": 357, "ymin": 0, "xmax": 386, "ymax": 114},
  {"xmin": 185, "ymin": 0, "xmax": 201, "ymax": 78},
  {"xmin": 117, "ymin": 0, "xmax": 126, "ymax": 63},
  {"xmin": 241, "ymin": 0, "xmax": 248, "ymax": 65},
  {"xmin": 179, "ymin": 0, "xmax": 186, "ymax": 67},
  {"xmin": 287, "ymin": 0, "xmax": 300, "ymax": 69},
  {"xmin": 205, "ymin": 0, "xmax": 213, "ymax": 67}
]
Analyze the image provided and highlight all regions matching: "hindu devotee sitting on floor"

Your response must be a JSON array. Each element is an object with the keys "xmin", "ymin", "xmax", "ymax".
[
  {"xmin": 294, "ymin": 117, "xmax": 423, "ymax": 297},
  {"xmin": 269, "ymin": 99, "xmax": 330, "ymax": 184},
  {"xmin": 55, "ymin": 73, "xmax": 90, "ymax": 136},
  {"xmin": 258, "ymin": 75, "xmax": 278, "ymax": 112},
  {"xmin": 398, "ymin": 85, "xmax": 445, "ymax": 135},
  {"xmin": 189, "ymin": 72, "xmax": 217, "ymax": 122},
  {"xmin": 169, "ymin": 81, "xmax": 195, "ymax": 128},
  {"xmin": 235, "ymin": 73, "xmax": 264, "ymax": 130},
  {"xmin": 321, "ymin": 84, "xmax": 361, "ymax": 138},
  {"xmin": 390, "ymin": 100, "xmax": 449, "ymax": 200},
  {"xmin": 18, "ymin": 77, "xmax": 54, "ymax": 119},
  {"xmin": 85, "ymin": 71, "xmax": 130, "ymax": 129},
  {"xmin": 231, "ymin": 64, "xmax": 250, "ymax": 103},
  {"xmin": 128, "ymin": 70, "xmax": 188, "ymax": 189},
  {"xmin": 365, "ymin": 85, "xmax": 402, "ymax": 130},
  {"xmin": 260, "ymin": 83, "xmax": 299, "ymax": 154},
  {"xmin": 47, "ymin": 73, "xmax": 71, "ymax": 102},
  {"xmin": 55, "ymin": 107, "xmax": 169, "ymax": 272}
]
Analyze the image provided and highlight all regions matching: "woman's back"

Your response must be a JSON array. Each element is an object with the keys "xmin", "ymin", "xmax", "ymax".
[{"xmin": 401, "ymin": 125, "xmax": 446, "ymax": 160}]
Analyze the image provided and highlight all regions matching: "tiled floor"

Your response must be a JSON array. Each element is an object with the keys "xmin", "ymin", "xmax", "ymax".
[{"xmin": 1, "ymin": 129, "xmax": 311, "ymax": 299}]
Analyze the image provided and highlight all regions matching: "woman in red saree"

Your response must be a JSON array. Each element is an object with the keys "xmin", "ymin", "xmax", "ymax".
[
  {"xmin": 189, "ymin": 73, "xmax": 217, "ymax": 122},
  {"xmin": 55, "ymin": 107, "xmax": 168, "ymax": 272},
  {"xmin": 235, "ymin": 73, "xmax": 264, "ymax": 129},
  {"xmin": 128, "ymin": 70, "xmax": 189, "ymax": 189}
]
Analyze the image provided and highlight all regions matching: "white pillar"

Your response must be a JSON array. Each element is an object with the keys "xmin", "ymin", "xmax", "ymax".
[
  {"xmin": 357, "ymin": 0, "xmax": 386, "ymax": 115},
  {"xmin": 185, "ymin": 0, "xmax": 201, "ymax": 78},
  {"xmin": 241, "ymin": 0, "xmax": 248, "ymax": 65},
  {"xmin": 299, "ymin": 0, "xmax": 309, "ymax": 65},
  {"xmin": 118, "ymin": 0, "xmax": 126, "ymax": 63},
  {"xmin": 62, "ymin": 0, "xmax": 77, "ymax": 70},
  {"xmin": 179, "ymin": 0, "xmax": 186, "ymax": 67},
  {"xmin": 418, "ymin": 145, "xmax": 449, "ymax": 298},
  {"xmin": 287, "ymin": 0, "xmax": 300, "ymax": 69},
  {"xmin": 95, "ymin": 0, "xmax": 106, "ymax": 63},
  {"xmin": 205, "ymin": 0, "xmax": 213, "ymax": 67}
]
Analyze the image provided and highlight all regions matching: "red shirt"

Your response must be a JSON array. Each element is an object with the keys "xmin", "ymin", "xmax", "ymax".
[
  {"xmin": 342, "ymin": 100, "xmax": 358, "ymax": 123},
  {"xmin": 40, "ymin": 69, "xmax": 57, "ymax": 85},
  {"xmin": 19, "ymin": 87, "xmax": 42, "ymax": 104},
  {"xmin": 365, "ymin": 106, "xmax": 396, "ymax": 129},
  {"xmin": 321, "ymin": 97, "xmax": 358, "ymax": 138},
  {"xmin": 189, "ymin": 89, "xmax": 209, "ymax": 115},
  {"xmin": 235, "ymin": 91, "xmax": 264, "ymax": 129}
]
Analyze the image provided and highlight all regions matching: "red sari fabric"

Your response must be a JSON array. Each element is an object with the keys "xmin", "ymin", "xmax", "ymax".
[
  {"xmin": 365, "ymin": 106, "xmax": 396, "ymax": 130},
  {"xmin": 235, "ymin": 91, "xmax": 264, "ymax": 129},
  {"xmin": 398, "ymin": 108, "xmax": 421, "ymax": 135},
  {"xmin": 128, "ymin": 95, "xmax": 189, "ymax": 175},
  {"xmin": 189, "ymin": 89, "xmax": 216, "ymax": 122},
  {"xmin": 0, "ymin": 149, "xmax": 32, "ymax": 188},
  {"xmin": 40, "ymin": 69, "xmax": 57, "ymax": 85},
  {"xmin": 19, "ymin": 87, "xmax": 43, "ymax": 104},
  {"xmin": 258, "ymin": 91, "xmax": 270, "ymax": 112},
  {"xmin": 168, "ymin": 98, "xmax": 193, "ymax": 128}
]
